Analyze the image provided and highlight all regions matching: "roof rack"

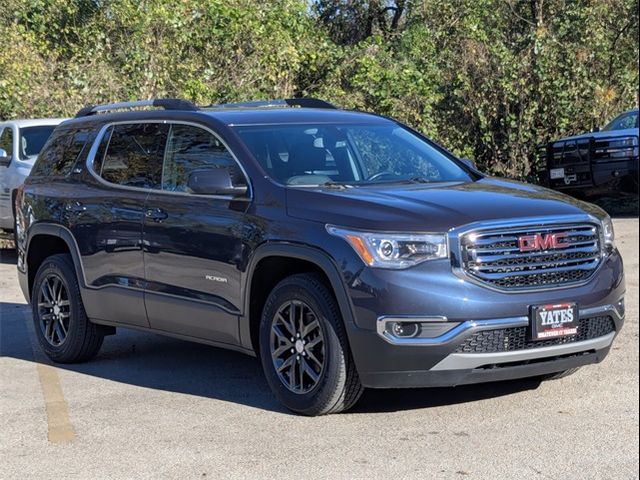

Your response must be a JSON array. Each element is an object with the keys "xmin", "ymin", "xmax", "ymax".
[
  {"xmin": 206, "ymin": 98, "xmax": 337, "ymax": 110},
  {"xmin": 75, "ymin": 98, "xmax": 198, "ymax": 118},
  {"xmin": 74, "ymin": 97, "xmax": 336, "ymax": 118}
]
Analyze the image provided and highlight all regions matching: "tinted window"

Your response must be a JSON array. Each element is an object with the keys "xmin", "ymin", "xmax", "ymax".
[
  {"xmin": 162, "ymin": 124, "xmax": 244, "ymax": 192},
  {"xmin": 101, "ymin": 123, "xmax": 168, "ymax": 189},
  {"xmin": 19, "ymin": 125, "xmax": 57, "ymax": 159},
  {"xmin": 30, "ymin": 128, "xmax": 91, "ymax": 177},
  {"xmin": 0, "ymin": 127, "xmax": 13, "ymax": 158}
]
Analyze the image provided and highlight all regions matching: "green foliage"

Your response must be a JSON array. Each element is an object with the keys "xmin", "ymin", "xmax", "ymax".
[{"xmin": 0, "ymin": 0, "xmax": 637, "ymax": 180}]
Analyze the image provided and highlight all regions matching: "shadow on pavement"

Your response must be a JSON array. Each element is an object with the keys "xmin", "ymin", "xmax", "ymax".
[
  {"xmin": 591, "ymin": 195, "xmax": 639, "ymax": 219},
  {"xmin": 0, "ymin": 300, "xmax": 542, "ymax": 415},
  {"xmin": 0, "ymin": 248, "xmax": 17, "ymax": 265}
]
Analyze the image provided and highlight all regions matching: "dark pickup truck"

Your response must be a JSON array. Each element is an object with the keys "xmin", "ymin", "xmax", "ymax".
[{"xmin": 541, "ymin": 109, "xmax": 639, "ymax": 197}]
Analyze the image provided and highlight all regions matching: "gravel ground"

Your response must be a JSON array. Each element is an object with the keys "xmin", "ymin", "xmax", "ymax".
[{"xmin": 0, "ymin": 219, "xmax": 638, "ymax": 480}]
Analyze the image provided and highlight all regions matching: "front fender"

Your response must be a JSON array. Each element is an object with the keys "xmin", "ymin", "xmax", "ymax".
[{"xmin": 239, "ymin": 242, "xmax": 357, "ymax": 351}]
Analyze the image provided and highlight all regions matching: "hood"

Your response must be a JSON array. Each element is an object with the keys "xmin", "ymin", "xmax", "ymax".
[
  {"xmin": 286, "ymin": 178, "xmax": 606, "ymax": 232},
  {"xmin": 555, "ymin": 127, "xmax": 639, "ymax": 143}
]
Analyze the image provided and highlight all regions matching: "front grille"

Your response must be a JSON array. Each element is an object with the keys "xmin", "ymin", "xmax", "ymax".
[
  {"xmin": 547, "ymin": 138, "xmax": 592, "ymax": 167},
  {"xmin": 455, "ymin": 315, "xmax": 615, "ymax": 353},
  {"xmin": 460, "ymin": 223, "xmax": 602, "ymax": 290},
  {"xmin": 542, "ymin": 135, "xmax": 639, "ymax": 168}
]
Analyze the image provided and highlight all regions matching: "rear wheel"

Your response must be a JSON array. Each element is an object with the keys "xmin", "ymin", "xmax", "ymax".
[
  {"xmin": 31, "ymin": 254, "xmax": 104, "ymax": 363},
  {"xmin": 259, "ymin": 273, "xmax": 363, "ymax": 415}
]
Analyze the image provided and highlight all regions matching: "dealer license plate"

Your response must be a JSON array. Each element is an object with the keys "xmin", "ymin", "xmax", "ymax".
[{"xmin": 530, "ymin": 303, "xmax": 579, "ymax": 340}]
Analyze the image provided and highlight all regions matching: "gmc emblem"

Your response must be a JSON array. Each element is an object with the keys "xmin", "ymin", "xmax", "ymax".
[{"xmin": 518, "ymin": 232, "xmax": 569, "ymax": 252}]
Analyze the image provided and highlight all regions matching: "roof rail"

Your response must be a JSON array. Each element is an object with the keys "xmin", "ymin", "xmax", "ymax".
[
  {"xmin": 207, "ymin": 98, "xmax": 337, "ymax": 110},
  {"xmin": 75, "ymin": 98, "xmax": 198, "ymax": 118}
]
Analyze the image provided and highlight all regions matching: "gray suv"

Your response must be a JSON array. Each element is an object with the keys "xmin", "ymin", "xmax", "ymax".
[{"xmin": 16, "ymin": 98, "xmax": 625, "ymax": 415}]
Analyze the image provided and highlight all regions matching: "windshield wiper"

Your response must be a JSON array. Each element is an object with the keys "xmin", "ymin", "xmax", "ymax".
[
  {"xmin": 375, "ymin": 177, "xmax": 431, "ymax": 185},
  {"xmin": 321, "ymin": 181, "xmax": 351, "ymax": 189},
  {"xmin": 406, "ymin": 177, "xmax": 430, "ymax": 183}
]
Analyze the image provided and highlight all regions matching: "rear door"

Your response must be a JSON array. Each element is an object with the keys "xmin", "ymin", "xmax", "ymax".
[
  {"xmin": 69, "ymin": 122, "xmax": 168, "ymax": 327},
  {"xmin": 142, "ymin": 122, "xmax": 250, "ymax": 345}
]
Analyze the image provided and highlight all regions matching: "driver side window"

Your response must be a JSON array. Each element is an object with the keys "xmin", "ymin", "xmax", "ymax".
[{"xmin": 162, "ymin": 124, "xmax": 244, "ymax": 193}]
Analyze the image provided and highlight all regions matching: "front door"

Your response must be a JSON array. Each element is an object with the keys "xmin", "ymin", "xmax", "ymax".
[{"xmin": 142, "ymin": 123, "xmax": 251, "ymax": 345}]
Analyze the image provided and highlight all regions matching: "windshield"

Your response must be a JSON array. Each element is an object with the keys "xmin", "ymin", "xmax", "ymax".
[
  {"xmin": 234, "ymin": 123, "xmax": 472, "ymax": 186},
  {"xmin": 19, "ymin": 125, "xmax": 57, "ymax": 160},
  {"xmin": 603, "ymin": 111, "xmax": 639, "ymax": 131}
]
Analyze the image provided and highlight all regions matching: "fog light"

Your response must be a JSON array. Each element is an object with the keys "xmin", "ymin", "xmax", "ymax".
[
  {"xmin": 616, "ymin": 297, "xmax": 625, "ymax": 316},
  {"xmin": 390, "ymin": 321, "xmax": 420, "ymax": 338}
]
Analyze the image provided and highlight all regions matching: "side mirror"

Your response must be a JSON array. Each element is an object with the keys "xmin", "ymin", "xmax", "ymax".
[
  {"xmin": 187, "ymin": 168, "xmax": 248, "ymax": 197},
  {"xmin": 0, "ymin": 148, "xmax": 10, "ymax": 166},
  {"xmin": 591, "ymin": 126, "xmax": 601, "ymax": 133},
  {"xmin": 460, "ymin": 157, "xmax": 477, "ymax": 169}
]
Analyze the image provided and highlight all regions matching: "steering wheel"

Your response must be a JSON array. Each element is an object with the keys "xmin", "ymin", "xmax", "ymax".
[{"xmin": 367, "ymin": 171, "xmax": 396, "ymax": 181}]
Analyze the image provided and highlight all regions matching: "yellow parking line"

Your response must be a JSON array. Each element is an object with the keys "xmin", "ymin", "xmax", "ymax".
[
  {"xmin": 24, "ymin": 311, "xmax": 76, "ymax": 444},
  {"xmin": 35, "ymin": 363, "xmax": 76, "ymax": 443}
]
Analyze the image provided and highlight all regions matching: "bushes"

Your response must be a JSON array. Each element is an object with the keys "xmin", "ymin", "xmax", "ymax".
[{"xmin": 1, "ymin": 0, "xmax": 637, "ymax": 180}]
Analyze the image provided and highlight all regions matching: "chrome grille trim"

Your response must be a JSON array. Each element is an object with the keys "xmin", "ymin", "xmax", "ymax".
[{"xmin": 457, "ymin": 221, "xmax": 603, "ymax": 291}]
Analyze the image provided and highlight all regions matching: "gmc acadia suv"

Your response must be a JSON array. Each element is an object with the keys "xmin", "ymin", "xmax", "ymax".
[{"xmin": 15, "ymin": 98, "xmax": 626, "ymax": 415}]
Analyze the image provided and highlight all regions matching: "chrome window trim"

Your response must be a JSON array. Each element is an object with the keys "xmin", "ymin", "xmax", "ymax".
[
  {"xmin": 447, "ymin": 213, "xmax": 607, "ymax": 294},
  {"xmin": 85, "ymin": 119, "xmax": 253, "ymax": 201}
]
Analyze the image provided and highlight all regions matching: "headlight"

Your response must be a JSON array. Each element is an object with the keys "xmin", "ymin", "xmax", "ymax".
[
  {"xmin": 601, "ymin": 215, "xmax": 615, "ymax": 249},
  {"xmin": 327, "ymin": 225, "xmax": 448, "ymax": 269},
  {"xmin": 607, "ymin": 137, "xmax": 637, "ymax": 148}
]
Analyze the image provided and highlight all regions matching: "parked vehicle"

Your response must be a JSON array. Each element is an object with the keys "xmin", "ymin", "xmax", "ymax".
[
  {"xmin": 16, "ymin": 99, "xmax": 625, "ymax": 415},
  {"xmin": 540, "ymin": 109, "xmax": 639, "ymax": 197},
  {"xmin": 0, "ymin": 118, "xmax": 67, "ymax": 232}
]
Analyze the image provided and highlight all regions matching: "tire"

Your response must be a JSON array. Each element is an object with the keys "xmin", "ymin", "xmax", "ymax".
[
  {"xmin": 541, "ymin": 367, "xmax": 581, "ymax": 381},
  {"xmin": 31, "ymin": 253, "xmax": 104, "ymax": 363},
  {"xmin": 259, "ymin": 273, "xmax": 363, "ymax": 415}
]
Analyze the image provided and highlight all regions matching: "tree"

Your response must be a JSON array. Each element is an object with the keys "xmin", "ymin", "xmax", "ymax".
[{"xmin": 1, "ymin": 0, "xmax": 637, "ymax": 181}]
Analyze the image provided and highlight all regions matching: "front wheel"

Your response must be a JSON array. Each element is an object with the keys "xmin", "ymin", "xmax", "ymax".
[{"xmin": 259, "ymin": 273, "xmax": 363, "ymax": 415}]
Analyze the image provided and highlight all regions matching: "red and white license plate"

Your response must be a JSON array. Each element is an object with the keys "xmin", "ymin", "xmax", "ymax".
[{"xmin": 530, "ymin": 303, "xmax": 579, "ymax": 340}]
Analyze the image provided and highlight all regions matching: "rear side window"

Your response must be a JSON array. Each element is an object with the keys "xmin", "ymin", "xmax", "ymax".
[
  {"xmin": 31, "ymin": 128, "xmax": 91, "ymax": 177},
  {"xmin": 162, "ymin": 124, "xmax": 245, "ymax": 192},
  {"xmin": 19, "ymin": 125, "xmax": 57, "ymax": 160},
  {"xmin": 0, "ymin": 126, "xmax": 14, "ymax": 158},
  {"xmin": 100, "ymin": 123, "xmax": 168, "ymax": 189}
]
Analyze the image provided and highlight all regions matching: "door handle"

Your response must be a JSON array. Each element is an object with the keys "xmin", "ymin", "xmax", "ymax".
[
  {"xmin": 145, "ymin": 208, "xmax": 168, "ymax": 222},
  {"xmin": 65, "ymin": 201, "xmax": 86, "ymax": 214}
]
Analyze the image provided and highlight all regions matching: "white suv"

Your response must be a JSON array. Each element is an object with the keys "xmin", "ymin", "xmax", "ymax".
[{"xmin": 0, "ymin": 118, "xmax": 66, "ymax": 231}]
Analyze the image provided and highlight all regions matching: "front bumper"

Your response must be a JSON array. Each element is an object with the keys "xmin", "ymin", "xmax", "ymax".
[
  {"xmin": 547, "ymin": 157, "xmax": 639, "ymax": 195},
  {"xmin": 342, "ymin": 245, "xmax": 625, "ymax": 389},
  {"xmin": 352, "ymin": 304, "xmax": 623, "ymax": 388}
]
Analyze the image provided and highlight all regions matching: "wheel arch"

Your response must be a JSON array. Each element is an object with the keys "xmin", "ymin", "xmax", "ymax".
[
  {"xmin": 241, "ymin": 243, "xmax": 357, "ymax": 354},
  {"xmin": 25, "ymin": 223, "xmax": 86, "ymax": 301}
]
